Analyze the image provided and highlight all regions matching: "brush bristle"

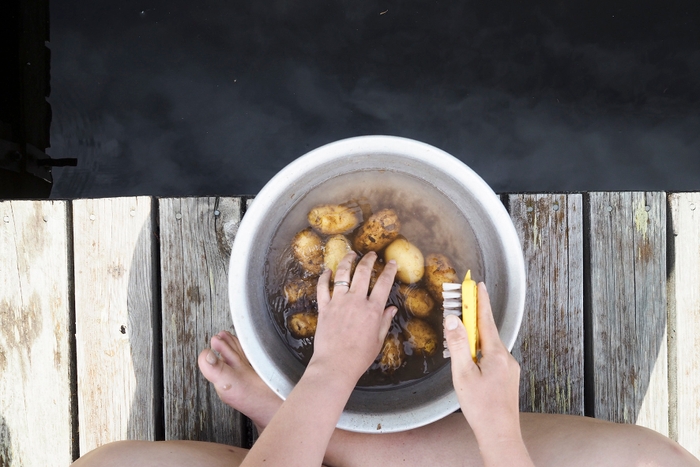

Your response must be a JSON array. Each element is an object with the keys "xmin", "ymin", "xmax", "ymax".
[{"xmin": 442, "ymin": 282, "xmax": 462, "ymax": 359}]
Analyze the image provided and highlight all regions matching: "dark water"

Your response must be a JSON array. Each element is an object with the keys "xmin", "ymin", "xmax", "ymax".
[
  {"xmin": 49, "ymin": 0, "xmax": 700, "ymax": 197},
  {"xmin": 263, "ymin": 170, "xmax": 484, "ymax": 388}
]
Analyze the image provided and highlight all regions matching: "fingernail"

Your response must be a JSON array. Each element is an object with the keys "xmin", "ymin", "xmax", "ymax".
[
  {"xmin": 214, "ymin": 334, "xmax": 222, "ymax": 339},
  {"xmin": 206, "ymin": 350, "xmax": 217, "ymax": 365},
  {"xmin": 391, "ymin": 306, "xmax": 398, "ymax": 317},
  {"xmin": 445, "ymin": 314, "xmax": 460, "ymax": 331},
  {"xmin": 388, "ymin": 259, "xmax": 397, "ymax": 266}
]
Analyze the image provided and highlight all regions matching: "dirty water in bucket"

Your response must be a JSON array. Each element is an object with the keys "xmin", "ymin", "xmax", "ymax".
[{"xmin": 264, "ymin": 169, "xmax": 484, "ymax": 389}]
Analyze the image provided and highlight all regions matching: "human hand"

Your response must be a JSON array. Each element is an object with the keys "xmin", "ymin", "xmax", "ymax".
[
  {"xmin": 444, "ymin": 283, "xmax": 522, "ymax": 446},
  {"xmin": 309, "ymin": 251, "xmax": 398, "ymax": 385}
]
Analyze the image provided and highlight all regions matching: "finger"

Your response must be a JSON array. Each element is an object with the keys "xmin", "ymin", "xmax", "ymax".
[
  {"xmin": 378, "ymin": 306, "xmax": 398, "ymax": 341},
  {"xmin": 444, "ymin": 314, "xmax": 479, "ymax": 375},
  {"xmin": 349, "ymin": 252, "xmax": 377, "ymax": 294},
  {"xmin": 332, "ymin": 252, "xmax": 357, "ymax": 293},
  {"xmin": 368, "ymin": 259, "xmax": 397, "ymax": 305},
  {"xmin": 475, "ymin": 282, "xmax": 505, "ymax": 354},
  {"xmin": 317, "ymin": 268, "xmax": 332, "ymax": 308}
]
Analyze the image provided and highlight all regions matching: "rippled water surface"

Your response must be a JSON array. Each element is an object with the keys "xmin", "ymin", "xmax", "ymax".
[{"xmin": 48, "ymin": 0, "xmax": 700, "ymax": 197}]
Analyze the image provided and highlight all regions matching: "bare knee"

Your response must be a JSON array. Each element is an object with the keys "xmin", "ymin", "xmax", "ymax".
[
  {"xmin": 71, "ymin": 440, "xmax": 144, "ymax": 467},
  {"xmin": 625, "ymin": 426, "xmax": 699, "ymax": 467},
  {"xmin": 71, "ymin": 439, "xmax": 249, "ymax": 467}
]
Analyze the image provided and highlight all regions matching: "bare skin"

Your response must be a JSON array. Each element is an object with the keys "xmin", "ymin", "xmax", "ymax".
[
  {"xmin": 444, "ymin": 284, "xmax": 534, "ymax": 467},
  {"xmin": 72, "ymin": 253, "xmax": 700, "ymax": 467}
]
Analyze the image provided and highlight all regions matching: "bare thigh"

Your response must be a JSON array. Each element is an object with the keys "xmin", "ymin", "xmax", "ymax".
[
  {"xmin": 70, "ymin": 440, "xmax": 248, "ymax": 467},
  {"xmin": 71, "ymin": 414, "xmax": 699, "ymax": 467},
  {"xmin": 330, "ymin": 413, "xmax": 697, "ymax": 467},
  {"xmin": 522, "ymin": 413, "xmax": 697, "ymax": 467}
]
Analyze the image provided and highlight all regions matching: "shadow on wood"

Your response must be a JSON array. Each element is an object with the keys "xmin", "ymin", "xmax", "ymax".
[
  {"xmin": 125, "ymin": 199, "xmax": 163, "ymax": 441},
  {"xmin": 0, "ymin": 412, "xmax": 13, "ymax": 467},
  {"xmin": 585, "ymin": 192, "xmax": 668, "ymax": 434},
  {"xmin": 73, "ymin": 198, "xmax": 159, "ymax": 453},
  {"xmin": 158, "ymin": 197, "xmax": 247, "ymax": 445}
]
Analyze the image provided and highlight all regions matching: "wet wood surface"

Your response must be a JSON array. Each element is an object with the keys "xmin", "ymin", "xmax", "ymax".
[
  {"xmin": 509, "ymin": 193, "xmax": 584, "ymax": 415},
  {"xmin": 0, "ymin": 201, "xmax": 74, "ymax": 466},
  {"xmin": 1, "ymin": 192, "xmax": 699, "ymax": 465}
]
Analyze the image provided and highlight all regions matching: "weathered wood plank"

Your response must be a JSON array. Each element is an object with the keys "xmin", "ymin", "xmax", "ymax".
[
  {"xmin": 159, "ymin": 197, "xmax": 247, "ymax": 445},
  {"xmin": 668, "ymin": 193, "xmax": 700, "ymax": 458},
  {"xmin": 509, "ymin": 194, "xmax": 584, "ymax": 415},
  {"xmin": 73, "ymin": 197, "xmax": 159, "ymax": 454},
  {"xmin": 0, "ymin": 201, "xmax": 74, "ymax": 466},
  {"xmin": 587, "ymin": 192, "xmax": 668, "ymax": 434}
]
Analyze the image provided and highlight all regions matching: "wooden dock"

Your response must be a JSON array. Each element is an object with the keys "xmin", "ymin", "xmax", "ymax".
[{"xmin": 1, "ymin": 193, "xmax": 699, "ymax": 465}]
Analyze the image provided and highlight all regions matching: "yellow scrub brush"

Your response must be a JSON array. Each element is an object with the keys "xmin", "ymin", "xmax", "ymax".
[{"xmin": 442, "ymin": 270, "xmax": 479, "ymax": 362}]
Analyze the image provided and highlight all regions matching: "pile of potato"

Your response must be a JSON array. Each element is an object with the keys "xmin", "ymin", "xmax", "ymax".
[{"xmin": 279, "ymin": 201, "xmax": 462, "ymax": 379}]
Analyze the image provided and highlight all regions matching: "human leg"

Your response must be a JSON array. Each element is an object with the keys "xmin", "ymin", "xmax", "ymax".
[
  {"xmin": 201, "ymin": 332, "xmax": 699, "ymax": 467},
  {"xmin": 70, "ymin": 440, "xmax": 248, "ymax": 467},
  {"xmin": 71, "ymin": 332, "xmax": 700, "ymax": 467}
]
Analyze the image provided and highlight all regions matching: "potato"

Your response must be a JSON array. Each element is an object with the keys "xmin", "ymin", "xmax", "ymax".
[
  {"xmin": 384, "ymin": 237, "xmax": 424, "ymax": 284},
  {"xmin": 399, "ymin": 284, "xmax": 435, "ymax": 319},
  {"xmin": 284, "ymin": 277, "xmax": 316, "ymax": 304},
  {"xmin": 286, "ymin": 312, "xmax": 318, "ymax": 339},
  {"xmin": 308, "ymin": 203, "xmax": 361, "ymax": 235},
  {"xmin": 424, "ymin": 253, "xmax": 460, "ymax": 301},
  {"xmin": 377, "ymin": 333, "xmax": 405, "ymax": 373},
  {"xmin": 403, "ymin": 319, "xmax": 438, "ymax": 356},
  {"xmin": 323, "ymin": 235, "xmax": 353, "ymax": 280},
  {"xmin": 353, "ymin": 208, "xmax": 401, "ymax": 253},
  {"xmin": 292, "ymin": 228, "xmax": 324, "ymax": 275}
]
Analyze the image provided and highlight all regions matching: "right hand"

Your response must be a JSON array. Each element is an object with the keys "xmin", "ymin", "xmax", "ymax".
[{"xmin": 443, "ymin": 283, "xmax": 522, "ymax": 444}]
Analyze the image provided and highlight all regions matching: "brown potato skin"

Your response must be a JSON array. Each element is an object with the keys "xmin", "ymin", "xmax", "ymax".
[
  {"xmin": 424, "ymin": 253, "xmax": 459, "ymax": 301},
  {"xmin": 284, "ymin": 277, "xmax": 317, "ymax": 304},
  {"xmin": 323, "ymin": 234, "xmax": 353, "ymax": 281},
  {"xmin": 286, "ymin": 312, "xmax": 318, "ymax": 339},
  {"xmin": 292, "ymin": 228, "xmax": 324, "ymax": 275},
  {"xmin": 399, "ymin": 284, "xmax": 435, "ymax": 319},
  {"xmin": 353, "ymin": 208, "xmax": 401, "ymax": 253},
  {"xmin": 308, "ymin": 204, "xmax": 360, "ymax": 235},
  {"xmin": 384, "ymin": 237, "xmax": 425, "ymax": 284},
  {"xmin": 378, "ymin": 333, "xmax": 405, "ymax": 373},
  {"xmin": 403, "ymin": 319, "xmax": 438, "ymax": 356}
]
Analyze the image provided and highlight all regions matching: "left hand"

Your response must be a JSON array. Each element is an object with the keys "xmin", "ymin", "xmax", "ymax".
[{"xmin": 310, "ymin": 251, "xmax": 398, "ymax": 384}]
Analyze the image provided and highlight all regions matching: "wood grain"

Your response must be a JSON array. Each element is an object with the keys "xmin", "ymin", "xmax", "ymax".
[
  {"xmin": 668, "ymin": 193, "xmax": 700, "ymax": 458},
  {"xmin": 0, "ymin": 201, "xmax": 74, "ymax": 466},
  {"xmin": 509, "ymin": 194, "xmax": 584, "ymax": 415},
  {"xmin": 587, "ymin": 192, "xmax": 668, "ymax": 434},
  {"xmin": 159, "ymin": 197, "xmax": 247, "ymax": 445},
  {"xmin": 73, "ymin": 197, "xmax": 159, "ymax": 454}
]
